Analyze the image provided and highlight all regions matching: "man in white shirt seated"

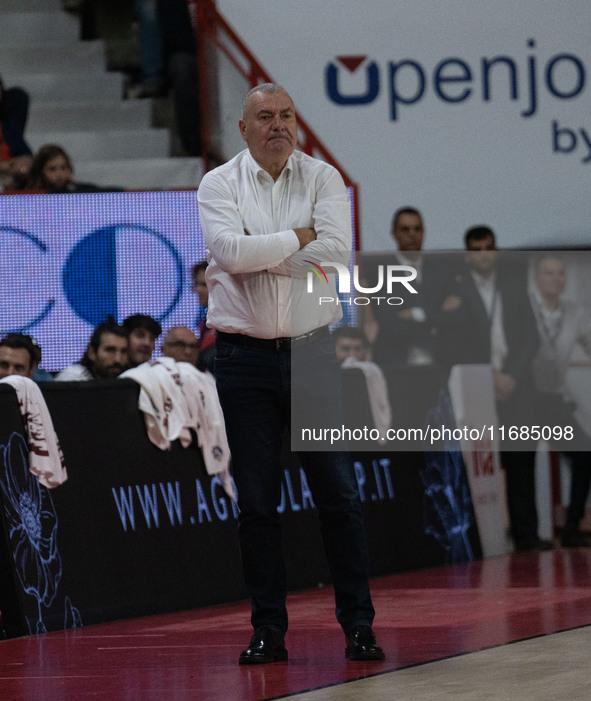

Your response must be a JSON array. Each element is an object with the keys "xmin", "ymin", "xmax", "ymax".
[
  {"xmin": 0, "ymin": 333, "xmax": 36, "ymax": 379},
  {"xmin": 332, "ymin": 325, "xmax": 392, "ymax": 439},
  {"xmin": 123, "ymin": 314, "xmax": 162, "ymax": 368},
  {"xmin": 333, "ymin": 325, "xmax": 370, "ymax": 364},
  {"xmin": 160, "ymin": 326, "xmax": 200, "ymax": 366},
  {"xmin": 56, "ymin": 319, "xmax": 128, "ymax": 381}
]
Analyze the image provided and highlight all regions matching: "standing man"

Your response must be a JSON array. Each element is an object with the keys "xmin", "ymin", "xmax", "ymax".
[
  {"xmin": 364, "ymin": 207, "xmax": 459, "ymax": 368},
  {"xmin": 197, "ymin": 83, "xmax": 383, "ymax": 664},
  {"xmin": 530, "ymin": 254, "xmax": 591, "ymax": 547},
  {"xmin": 438, "ymin": 226, "xmax": 547, "ymax": 551}
]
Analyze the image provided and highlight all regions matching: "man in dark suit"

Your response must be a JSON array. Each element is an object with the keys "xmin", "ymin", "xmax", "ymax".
[
  {"xmin": 437, "ymin": 226, "xmax": 550, "ymax": 551},
  {"xmin": 364, "ymin": 207, "xmax": 459, "ymax": 369}
]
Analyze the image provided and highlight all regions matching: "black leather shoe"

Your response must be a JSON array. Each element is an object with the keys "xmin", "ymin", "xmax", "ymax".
[
  {"xmin": 239, "ymin": 627, "xmax": 288, "ymax": 665},
  {"xmin": 345, "ymin": 625, "xmax": 385, "ymax": 661},
  {"xmin": 515, "ymin": 537, "xmax": 555, "ymax": 552},
  {"xmin": 562, "ymin": 530, "xmax": 591, "ymax": 548}
]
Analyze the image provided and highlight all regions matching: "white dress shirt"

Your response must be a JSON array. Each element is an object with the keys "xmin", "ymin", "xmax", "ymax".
[
  {"xmin": 531, "ymin": 291, "xmax": 591, "ymax": 396},
  {"xmin": 55, "ymin": 363, "xmax": 93, "ymax": 381},
  {"xmin": 471, "ymin": 270, "xmax": 508, "ymax": 371},
  {"xmin": 197, "ymin": 149, "xmax": 351, "ymax": 338}
]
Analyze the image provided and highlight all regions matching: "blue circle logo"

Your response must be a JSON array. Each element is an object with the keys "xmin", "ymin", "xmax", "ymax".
[
  {"xmin": 62, "ymin": 224, "xmax": 183, "ymax": 325},
  {"xmin": 0, "ymin": 226, "xmax": 56, "ymax": 333}
]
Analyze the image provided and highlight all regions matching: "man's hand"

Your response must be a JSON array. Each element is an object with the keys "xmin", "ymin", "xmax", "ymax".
[
  {"xmin": 294, "ymin": 227, "xmax": 317, "ymax": 248},
  {"xmin": 441, "ymin": 294, "xmax": 462, "ymax": 312},
  {"xmin": 493, "ymin": 370, "xmax": 516, "ymax": 401}
]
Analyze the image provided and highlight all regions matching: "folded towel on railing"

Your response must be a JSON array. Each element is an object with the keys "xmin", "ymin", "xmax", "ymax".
[
  {"xmin": 120, "ymin": 358, "xmax": 234, "ymax": 499},
  {"xmin": 0, "ymin": 375, "xmax": 67, "ymax": 489}
]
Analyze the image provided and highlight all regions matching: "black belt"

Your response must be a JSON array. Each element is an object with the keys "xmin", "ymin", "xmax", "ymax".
[{"xmin": 217, "ymin": 326, "xmax": 329, "ymax": 352}]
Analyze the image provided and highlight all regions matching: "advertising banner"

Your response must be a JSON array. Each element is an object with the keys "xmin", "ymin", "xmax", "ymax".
[{"xmin": 216, "ymin": 0, "xmax": 591, "ymax": 250}]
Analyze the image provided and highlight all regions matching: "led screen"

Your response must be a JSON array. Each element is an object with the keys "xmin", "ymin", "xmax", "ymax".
[{"xmin": 1, "ymin": 189, "xmax": 357, "ymax": 372}]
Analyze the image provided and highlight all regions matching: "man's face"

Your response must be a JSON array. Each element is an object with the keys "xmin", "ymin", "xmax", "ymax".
[
  {"xmin": 535, "ymin": 257, "xmax": 566, "ymax": 299},
  {"xmin": 192, "ymin": 269, "xmax": 209, "ymax": 307},
  {"xmin": 239, "ymin": 90, "xmax": 298, "ymax": 170},
  {"xmin": 465, "ymin": 235, "xmax": 498, "ymax": 275},
  {"xmin": 162, "ymin": 327, "xmax": 200, "ymax": 365},
  {"xmin": 0, "ymin": 347, "xmax": 33, "ymax": 379},
  {"xmin": 127, "ymin": 327, "xmax": 156, "ymax": 366},
  {"xmin": 393, "ymin": 213, "xmax": 424, "ymax": 252},
  {"xmin": 88, "ymin": 332, "xmax": 128, "ymax": 378},
  {"xmin": 335, "ymin": 337, "xmax": 367, "ymax": 364}
]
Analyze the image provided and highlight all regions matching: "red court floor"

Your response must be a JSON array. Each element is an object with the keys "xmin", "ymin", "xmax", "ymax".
[{"xmin": 1, "ymin": 549, "xmax": 591, "ymax": 700}]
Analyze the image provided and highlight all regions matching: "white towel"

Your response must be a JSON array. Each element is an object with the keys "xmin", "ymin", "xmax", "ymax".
[
  {"xmin": 120, "ymin": 359, "xmax": 235, "ymax": 499},
  {"xmin": 121, "ymin": 357, "xmax": 192, "ymax": 450},
  {"xmin": 0, "ymin": 376, "xmax": 68, "ymax": 489},
  {"xmin": 176, "ymin": 363, "xmax": 234, "ymax": 499}
]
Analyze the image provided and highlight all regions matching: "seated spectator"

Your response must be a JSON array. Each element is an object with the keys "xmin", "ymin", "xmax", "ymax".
[
  {"xmin": 56, "ymin": 319, "xmax": 128, "ymax": 380},
  {"xmin": 27, "ymin": 335, "xmax": 54, "ymax": 382},
  {"xmin": 158, "ymin": 0, "xmax": 201, "ymax": 156},
  {"xmin": 128, "ymin": 0, "xmax": 167, "ymax": 99},
  {"xmin": 333, "ymin": 325, "xmax": 371, "ymax": 363},
  {"xmin": 191, "ymin": 260, "xmax": 215, "ymax": 372},
  {"xmin": 127, "ymin": 1, "xmax": 200, "ymax": 155},
  {"xmin": 331, "ymin": 325, "xmax": 392, "ymax": 438},
  {"xmin": 123, "ymin": 314, "xmax": 162, "ymax": 367},
  {"xmin": 0, "ymin": 333, "xmax": 36, "ymax": 379},
  {"xmin": 160, "ymin": 326, "xmax": 199, "ymax": 366},
  {"xmin": 25, "ymin": 144, "xmax": 122, "ymax": 193},
  {"xmin": 0, "ymin": 75, "xmax": 33, "ymax": 190}
]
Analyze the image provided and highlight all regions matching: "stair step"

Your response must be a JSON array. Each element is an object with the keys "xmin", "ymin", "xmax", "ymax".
[
  {"xmin": 1, "ymin": 3, "xmax": 178, "ymax": 178},
  {"xmin": 0, "ymin": 0, "xmax": 61, "ymax": 11},
  {"xmin": 75, "ymin": 158, "xmax": 204, "ymax": 191},
  {"xmin": 0, "ymin": 11, "xmax": 79, "ymax": 43},
  {"xmin": 28, "ymin": 128, "xmax": 170, "ymax": 161},
  {"xmin": 28, "ymin": 101, "xmax": 152, "ymax": 131},
  {"xmin": 0, "ymin": 41, "xmax": 106, "ymax": 74},
  {"xmin": 4, "ymin": 72, "xmax": 124, "ymax": 102}
]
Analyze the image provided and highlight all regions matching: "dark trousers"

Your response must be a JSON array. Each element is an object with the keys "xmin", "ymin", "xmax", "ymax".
[
  {"xmin": 564, "ymin": 451, "xmax": 591, "ymax": 528},
  {"xmin": 502, "ymin": 450, "xmax": 538, "ymax": 546},
  {"xmin": 537, "ymin": 395, "xmax": 591, "ymax": 530},
  {"xmin": 502, "ymin": 450, "xmax": 591, "ymax": 543},
  {"xmin": 214, "ymin": 333, "xmax": 375, "ymax": 635}
]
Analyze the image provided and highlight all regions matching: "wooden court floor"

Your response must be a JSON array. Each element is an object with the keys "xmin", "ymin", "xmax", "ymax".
[{"xmin": 1, "ymin": 549, "xmax": 591, "ymax": 700}]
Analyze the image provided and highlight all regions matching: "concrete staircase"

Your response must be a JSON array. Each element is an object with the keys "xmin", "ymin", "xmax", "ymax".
[{"xmin": 0, "ymin": 0, "xmax": 203, "ymax": 189}]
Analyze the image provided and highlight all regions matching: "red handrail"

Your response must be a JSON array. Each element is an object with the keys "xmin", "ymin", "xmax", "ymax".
[{"xmin": 187, "ymin": 0, "xmax": 361, "ymax": 245}]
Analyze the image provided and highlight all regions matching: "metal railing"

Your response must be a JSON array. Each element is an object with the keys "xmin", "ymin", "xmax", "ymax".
[{"xmin": 187, "ymin": 0, "xmax": 360, "ymax": 242}]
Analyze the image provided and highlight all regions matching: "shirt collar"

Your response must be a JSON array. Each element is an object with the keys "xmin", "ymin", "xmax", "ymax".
[
  {"xmin": 246, "ymin": 149, "xmax": 294, "ymax": 182},
  {"xmin": 397, "ymin": 252, "xmax": 422, "ymax": 270},
  {"xmin": 471, "ymin": 269, "xmax": 496, "ymax": 290},
  {"xmin": 532, "ymin": 287, "xmax": 563, "ymax": 319}
]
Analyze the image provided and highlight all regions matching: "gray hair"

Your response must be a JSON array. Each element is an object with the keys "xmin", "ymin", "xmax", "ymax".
[
  {"xmin": 242, "ymin": 83, "xmax": 287, "ymax": 117},
  {"xmin": 532, "ymin": 252, "xmax": 566, "ymax": 276}
]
